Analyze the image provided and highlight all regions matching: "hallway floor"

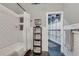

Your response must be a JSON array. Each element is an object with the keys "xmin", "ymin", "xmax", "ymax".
[
  {"xmin": 48, "ymin": 40, "xmax": 64, "ymax": 56},
  {"xmin": 24, "ymin": 50, "xmax": 48, "ymax": 56}
]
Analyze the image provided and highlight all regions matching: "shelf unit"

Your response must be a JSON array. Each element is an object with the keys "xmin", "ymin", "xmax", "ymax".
[{"xmin": 33, "ymin": 26, "xmax": 42, "ymax": 55}]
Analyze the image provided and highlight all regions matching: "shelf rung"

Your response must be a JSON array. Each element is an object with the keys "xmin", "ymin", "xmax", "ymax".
[
  {"xmin": 34, "ymin": 39, "xmax": 41, "ymax": 41},
  {"xmin": 33, "ymin": 45, "xmax": 41, "ymax": 47},
  {"xmin": 34, "ymin": 33, "xmax": 41, "ymax": 34}
]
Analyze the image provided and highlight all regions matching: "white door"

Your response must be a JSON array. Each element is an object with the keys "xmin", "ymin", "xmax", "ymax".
[
  {"xmin": 47, "ymin": 12, "xmax": 63, "ymax": 55},
  {"xmin": 24, "ymin": 12, "xmax": 31, "ymax": 50}
]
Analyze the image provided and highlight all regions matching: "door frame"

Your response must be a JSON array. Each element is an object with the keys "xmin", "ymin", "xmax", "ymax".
[{"xmin": 46, "ymin": 11, "xmax": 63, "ymax": 52}]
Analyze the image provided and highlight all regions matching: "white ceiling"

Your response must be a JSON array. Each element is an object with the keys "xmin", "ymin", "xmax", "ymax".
[
  {"xmin": 1, "ymin": 3, "xmax": 23, "ymax": 14},
  {"xmin": 1, "ymin": 3, "xmax": 64, "ymax": 14},
  {"xmin": 1, "ymin": 3, "xmax": 79, "ymax": 25}
]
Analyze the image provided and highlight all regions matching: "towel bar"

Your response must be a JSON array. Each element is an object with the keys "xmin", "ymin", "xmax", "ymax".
[{"xmin": 64, "ymin": 29, "xmax": 79, "ymax": 31}]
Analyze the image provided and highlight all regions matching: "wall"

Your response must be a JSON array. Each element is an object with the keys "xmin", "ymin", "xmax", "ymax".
[
  {"xmin": 0, "ymin": 4, "xmax": 23, "ymax": 49},
  {"xmin": 64, "ymin": 3, "xmax": 79, "ymax": 25},
  {"xmin": 20, "ymin": 3, "xmax": 64, "ymax": 51},
  {"xmin": 64, "ymin": 23, "xmax": 79, "ymax": 56}
]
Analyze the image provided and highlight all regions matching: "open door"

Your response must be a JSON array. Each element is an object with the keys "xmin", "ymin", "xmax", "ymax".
[
  {"xmin": 47, "ymin": 12, "xmax": 64, "ymax": 56},
  {"xmin": 24, "ymin": 12, "xmax": 31, "ymax": 51}
]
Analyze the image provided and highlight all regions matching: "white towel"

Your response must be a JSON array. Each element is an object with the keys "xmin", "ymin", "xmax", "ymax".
[{"xmin": 65, "ymin": 30, "xmax": 74, "ymax": 51}]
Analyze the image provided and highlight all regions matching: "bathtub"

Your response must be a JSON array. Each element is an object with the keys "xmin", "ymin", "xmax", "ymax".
[{"xmin": 0, "ymin": 42, "xmax": 27, "ymax": 56}]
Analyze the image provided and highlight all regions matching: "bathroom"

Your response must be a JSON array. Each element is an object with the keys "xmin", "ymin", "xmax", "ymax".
[{"xmin": 0, "ymin": 3, "xmax": 79, "ymax": 56}]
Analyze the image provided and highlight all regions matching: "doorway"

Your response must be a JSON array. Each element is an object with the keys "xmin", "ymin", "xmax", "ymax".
[{"xmin": 47, "ymin": 12, "xmax": 64, "ymax": 56}]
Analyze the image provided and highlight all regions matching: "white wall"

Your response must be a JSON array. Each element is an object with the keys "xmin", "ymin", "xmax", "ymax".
[
  {"xmin": 20, "ymin": 3, "xmax": 64, "ymax": 51},
  {"xmin": 64, "ymin": 3, "xmax": 79, "ymax": 25},
  {"xmin": 60, "ymin": 3, "xmax": 79, "ymax": 55},
  {"xmin": 0, "ymin": 4, "xmax": 23, "ymax": 49},
  {"xmin": 64, "ymin": 23, "xmax": 79, "ymax": 56}
]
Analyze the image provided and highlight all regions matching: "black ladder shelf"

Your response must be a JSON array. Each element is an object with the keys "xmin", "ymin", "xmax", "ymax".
[{"xmin": 33, "ymin": 26, "xmax": 42, "ymax": 55}]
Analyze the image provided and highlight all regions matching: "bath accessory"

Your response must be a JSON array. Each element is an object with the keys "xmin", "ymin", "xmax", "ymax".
[{"xmin": 64, "ymin": 30, "xmax": 74, "ymax": 51}]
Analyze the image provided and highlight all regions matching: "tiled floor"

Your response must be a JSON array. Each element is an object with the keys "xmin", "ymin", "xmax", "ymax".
[{"xmin": 48, "ymin": 40, "xmax": 64, "ymax": 56}]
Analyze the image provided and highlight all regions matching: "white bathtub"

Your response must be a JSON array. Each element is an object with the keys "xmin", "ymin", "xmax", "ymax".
[{"xmin": 0, "ymin": 42, "xmax": 27, "ymax": 56}]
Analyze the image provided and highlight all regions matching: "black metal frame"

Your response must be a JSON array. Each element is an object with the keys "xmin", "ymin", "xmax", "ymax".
[{"xmin": 33, "ymin": 26, "xmax": 42, "ymax": 55}]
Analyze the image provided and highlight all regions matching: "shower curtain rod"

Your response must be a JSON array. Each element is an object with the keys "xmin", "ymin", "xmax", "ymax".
[{"xmin": 17, "ymin": 3, "xmax": 26, "ymax": 11}]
